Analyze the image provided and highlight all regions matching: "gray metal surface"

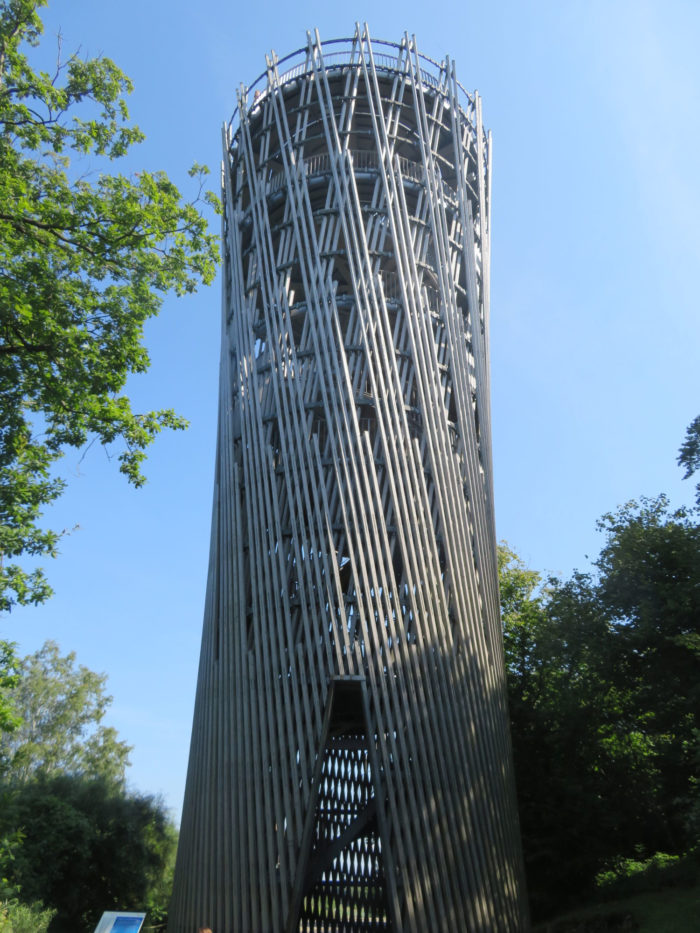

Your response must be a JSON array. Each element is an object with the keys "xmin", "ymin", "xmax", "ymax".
[{"xmin": 169, "ymin": 24, "xmax": 528, "ymax": 933}]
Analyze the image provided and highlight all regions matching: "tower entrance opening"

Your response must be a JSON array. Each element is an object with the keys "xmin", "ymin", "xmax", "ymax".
[{"xmin": 293, "ymin": 678, "xmax": 392, "ymax": 933}]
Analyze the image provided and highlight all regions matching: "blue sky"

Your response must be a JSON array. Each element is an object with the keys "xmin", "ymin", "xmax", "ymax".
[{"xmin": 7, "ymin": 0, "xmax": 700, "ymax": 819}]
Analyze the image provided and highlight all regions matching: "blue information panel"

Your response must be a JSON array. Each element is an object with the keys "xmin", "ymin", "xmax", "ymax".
[
  {"xmin": 112, "ymin": 920, "xmax": 144, "ymax": 932},
  {"xmin": 93, "ymin": 912, "xmax": 146, "ymax": 933}
]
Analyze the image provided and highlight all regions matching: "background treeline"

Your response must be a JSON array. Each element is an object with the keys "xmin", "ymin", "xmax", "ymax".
[
  {"xmin": 501, "ymin": 466, "xmax": 700, "ymax": 920},
  {"xmin": 0, "ymin": 643, "xmax": 176, "ymax": 933}
]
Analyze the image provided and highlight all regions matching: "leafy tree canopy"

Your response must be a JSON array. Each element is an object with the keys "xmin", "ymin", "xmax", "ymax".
[
  {"xmin": 0, "ymin": 640, "xmax": 131, "ymax": 784},
  {"xmin": 0, "ymin": 642, "xmax": 175, "ymax": 931},
  {"xmin": 0, "ymin": 640, "xmax": 19, "ymax": 739},
  {"xmin": 678, "ymin": 415, "xmax": 700, "ymax": 505},
  {"xmin": 500, "ymin": 495, "xmax": 700, "ymax": 920},
  {"xmin": 0, "ymin": 0, "xmax": 220, "ymax": 610},
  {"xmin": 0, "ymin": 774, "xmax": 176, "ymax": 933}
]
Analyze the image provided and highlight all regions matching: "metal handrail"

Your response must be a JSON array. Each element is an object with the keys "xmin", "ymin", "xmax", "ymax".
[
  {"xmin": 261, "ymin": 149, "xmax": 465, "ymax": 206},
  {"xmin": 229, "ymin": 35, "xmax": 475, "ymax": 128}
]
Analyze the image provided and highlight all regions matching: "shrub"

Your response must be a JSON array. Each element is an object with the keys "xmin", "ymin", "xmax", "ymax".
[
  {"xmin": 596, "ymin": 850, "xmax": 699, "ymax": 899},
  {"xmin": 0, "ymin": 900, "xmax": 56, "ymax": 933}
]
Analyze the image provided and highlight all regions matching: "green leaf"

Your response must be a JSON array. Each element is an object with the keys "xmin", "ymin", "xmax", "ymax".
[{"xmin": 0, "ymin": 0, "xmax": 220, "ymax": 609}]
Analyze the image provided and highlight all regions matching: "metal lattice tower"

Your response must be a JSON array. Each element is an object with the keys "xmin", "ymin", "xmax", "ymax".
[{"xmin": 169, "ymin": 25, "xmax": 528, "ymax": 933}]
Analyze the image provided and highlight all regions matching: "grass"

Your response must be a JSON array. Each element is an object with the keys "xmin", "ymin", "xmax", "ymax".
[
  {"xmin": 532, "ymin": 850, "xmax": 700, "ymax": 932},
  {"xmin": 532, "ymin": 886, "xmax": 699, "ymax": 932}
]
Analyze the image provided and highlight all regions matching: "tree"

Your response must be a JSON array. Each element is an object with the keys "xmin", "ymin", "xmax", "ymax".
[
  {"xmin": 595, "ymin": 496, "xmax": 700, "ymax": 851},
  {"xmin": 0, "ymin": 0, "xmax": 219, "ymax": 610},
  {"xmin": 0, "ymin": 641, "xmax": 19, "ymax": 741},
  {"xmin": 499, "ymin": 548, "xmax": 633, "ymax": 918},
  {"xmin": 0, "ymin": 641, "xmax": 131, "ymax": 784},
  {"xmin": 0, "ymin": 642, "xmax": 176, "ymax": 931},
  {"xmin": 678, "ymin": 415, "xmax": 700, "ymax": 505},
  {"xmin": 0, "ymin": 774, "xmax": 176, "ymax": 933},
  {"xmin": 500, "ymin": 496, "xmax": 700, "ymax": 920}
]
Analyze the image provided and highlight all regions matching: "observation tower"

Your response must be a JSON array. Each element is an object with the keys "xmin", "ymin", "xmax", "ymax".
[{"xmin": 169, "ymin": 25, "xmax": 528, "ymax": 933}]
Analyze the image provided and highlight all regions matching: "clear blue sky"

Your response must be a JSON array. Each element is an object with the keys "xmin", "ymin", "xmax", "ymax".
[{"xmin": 8, "ymin": 0, "xmax": 700, "ymax": 819}]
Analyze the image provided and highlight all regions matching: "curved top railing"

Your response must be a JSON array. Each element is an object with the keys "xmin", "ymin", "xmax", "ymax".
[{"xmin": 228, "ymin": 35, "xmax": 476, "ymax": 129}]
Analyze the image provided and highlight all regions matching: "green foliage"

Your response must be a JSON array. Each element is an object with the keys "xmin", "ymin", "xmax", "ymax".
[
  {"xmin": 1, "ymin": 823, "xmax": 56, "ymax": 933},
  {"xmin": 678, "ymin": 415, "xmax": 700, "ymax": 506},
  {"xmin": 595, "ymin": 850, "xmax": 698, "ymax": 898},
  {"xmin": 532, "ymin": 883, "xmax": 700, "ymax": 933},
  {"xmin": 532, "ymin": 851, "xmax": 700, "ymax": 933},
  {"xmin": 500, "ymin": 496, "xmax": 700, "ymax": 920},
  {"xmin": 0, "ymin": 775, "xmax": 176, "ymax": 933},
  {"xmin": 0, "ymin": 643, "xmax": 20, "ymax": 743},
  {"xmin": 0, "ymin": 0, "xmax": 220, "ymax": 610},
  {"xmin": 0, "ymin": 641, "xmax": 131, "ymax": 784},
  {"xmin": 498, "ymin": 542, "xmax": 548, "ymax": 690},
  {"xmin": 682, "ymin": 730, "xmax": 700, "ymax": 840},
  {"xmin": 0, "ymin": 642, "xmax": 176, "ymax": 932},
  {"xmin": 0, "ymin": 899, "xmax": 56, "ymax": 933},
  {"xmin": 0, "ymin": 829, "xmax": 22, "ymax": 901},
  {"xmin": 595, "ymin": 497, "xmax": 700, "ymax": 849},
  {"xmin": 500, "ymin": 548, "xmax": 634, "ymax": 917}
]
